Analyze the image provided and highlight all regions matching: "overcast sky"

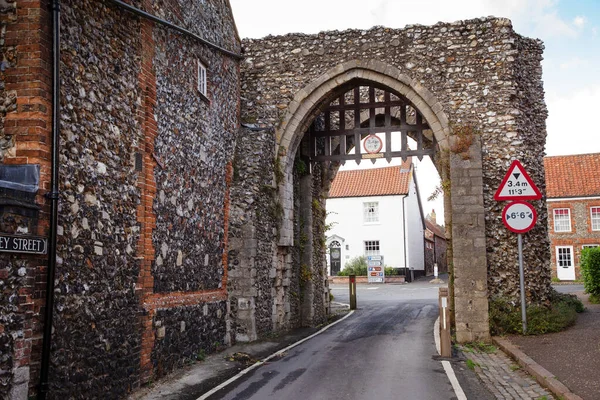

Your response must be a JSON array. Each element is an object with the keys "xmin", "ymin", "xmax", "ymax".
[{"xmin": 229, "ymin": 0, "xmax": 600, "ymax": 221}]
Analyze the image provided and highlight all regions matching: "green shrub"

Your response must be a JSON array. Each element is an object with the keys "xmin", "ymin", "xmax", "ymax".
[
  {"xmin": 581, "ymin": 247, "xmax": 600, "ymax": 299},
  {"xmin": 337, "ymin": 256, "xmax": 368, "ymax": 276},
  {"xmin": 337, "ymin": 258, "xmax": 400, "ymax": 277},
  {"xmin": 489, "ymin": 290, "xmax": 584, "ymax": 335}
]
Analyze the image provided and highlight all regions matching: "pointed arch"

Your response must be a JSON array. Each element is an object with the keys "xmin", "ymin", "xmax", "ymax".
[{"xmin": 276, "ymin": 60, "xmax": 451, "ymax": 246}]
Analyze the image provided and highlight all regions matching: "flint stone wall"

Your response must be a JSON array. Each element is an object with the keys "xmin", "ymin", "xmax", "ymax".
[
  {"xmin": 240, "ymin": 17, "xmax": 550, "ymax": 306},
  {"xmin": 52, "ymin": 2, "xmax": 144, "ymax": 396},
  {"xmin": 228, "ymin": 127, "xmax": 301, "ymax": 341},
  {"xmin": 48, "ymin": 0, "xmax": 240, "ymax": 398},
  {"xmin": 0, "ymin": 0, "xmax": 17, "ymax": 163},
  {"xmin": 151, "ymin": 301, "xmax": 227, "ymax": 375},
  {"xmin": 152, "ymin": 17, "xmax": 238, "ymax": 293}
]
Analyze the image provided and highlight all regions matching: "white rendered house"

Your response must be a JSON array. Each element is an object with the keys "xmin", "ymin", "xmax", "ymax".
[{"xmin": 325, "ymin": 159, "xmax": 426, "ymax": 277}]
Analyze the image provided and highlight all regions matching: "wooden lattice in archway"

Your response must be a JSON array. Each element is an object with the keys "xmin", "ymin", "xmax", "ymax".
[{"xmin": 305, "ymin": 83, "xmax": 436, "ymax": 164}]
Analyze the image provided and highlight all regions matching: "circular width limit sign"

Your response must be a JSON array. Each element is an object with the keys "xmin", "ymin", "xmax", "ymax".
[{"xmin": 502, "ymin": 201, "xmax": 537, "ymax": 233}]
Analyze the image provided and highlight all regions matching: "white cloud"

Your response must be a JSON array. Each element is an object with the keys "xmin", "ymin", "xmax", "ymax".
[
  {"xmin": 229, "ymin": 0, "xmax": 579, "ymax": 40},
  {"xmin": 559, "ymin": 57, "xmax": 589, "ymax": 70},
  {"xmin": 545, "ymin": 85, "xmax": 600, "ymax": 156},
  {"xmin": 573, "ymin": 16, "xmax": 586, "ymax": 28},
  {"xmin": 532, "ymin": 11, "xmax": 579, "ymax": 38}
]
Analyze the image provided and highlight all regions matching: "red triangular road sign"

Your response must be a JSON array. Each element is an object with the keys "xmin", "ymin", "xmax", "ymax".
[{"xmin": 494, "ymin": 160, "xmax": 542, "ymax": 201}]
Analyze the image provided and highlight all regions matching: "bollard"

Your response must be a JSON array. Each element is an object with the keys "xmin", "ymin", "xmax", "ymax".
[
  {"xmin": 439, "ymin": 287, "xmax": 451, "ymax": 358},
  {"xmin": 349, "ymin": 274, "xmax": 357, "ymax": 310}
]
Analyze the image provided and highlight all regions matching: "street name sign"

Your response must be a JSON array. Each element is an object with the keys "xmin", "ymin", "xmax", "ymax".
[
  {"xmin": 0, "ymin": 234, "xmax": 47, "ymax": 255},
  {"xmin": 502, "ymin": 201, "xmax": 537, "ymax": 234},
  {"xmin": 494, "ymin": 160, "xmax": 542, "ymax": 201}
]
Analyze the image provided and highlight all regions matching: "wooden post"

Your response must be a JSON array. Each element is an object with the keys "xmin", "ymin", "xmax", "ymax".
[
  {"xmin": 439, "ymin": 287, "xmax": 451, "ymax": 357},
  {"xmin": 349, "ymin": 275, "xmax": 357, "ymax": 310}
]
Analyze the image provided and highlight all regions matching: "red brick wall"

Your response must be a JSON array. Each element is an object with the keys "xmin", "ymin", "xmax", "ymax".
[{"xmin": 0, "ymin": 0, "xmax": 53, "ymax": 397}]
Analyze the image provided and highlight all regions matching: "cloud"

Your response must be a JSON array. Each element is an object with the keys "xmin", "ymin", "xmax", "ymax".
[
  {"xmin": 559, "ymin": 57, "xmax": 589, "ymax": 70},
  {"xmin": 545, "ymin": 85, "xmax": 600, "ymax": 156},
  {"xmin": 573, "ymin": 16, "xmax": 586, "ymax": 28},
  {"xmin": 229, "ymin": 0, "xmax": 580, "ymax": 41},
  {"xmin": 531, "ymin": 10, "xmax": 579, "ymax": 38}
]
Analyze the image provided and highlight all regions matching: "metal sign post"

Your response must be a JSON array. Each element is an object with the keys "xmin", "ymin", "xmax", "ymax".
[
  {"xmin": 502, "ymin": 202, "xmax": 537, "ymax": 334},
  {"xmin": 517, "ymin": 234, "xmax": 527, "ymax": 334},
  {"xmin": 495, "ymin": 160, "xmax": 541, "ymax": 335}
]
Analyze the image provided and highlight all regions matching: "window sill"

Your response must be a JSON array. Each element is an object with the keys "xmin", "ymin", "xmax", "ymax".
[{"xmin": 198, "ymin": 91, "xmax": 211, "ymax": 105}]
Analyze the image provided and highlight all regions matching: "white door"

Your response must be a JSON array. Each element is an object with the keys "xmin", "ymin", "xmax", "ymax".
[{"xmin": 556, "ymin": 246, "xmax": 575, "ymax": 281}]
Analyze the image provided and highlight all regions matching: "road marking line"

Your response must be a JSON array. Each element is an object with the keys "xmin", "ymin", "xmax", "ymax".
[
  {"xmin": 366, "ymin": 287, "xmax": 379, "ymax": 290},
  {"xmin": 434, "ymin": 318, "xmax": 467, "ymax": 400},
  {"xmin": 196, "ymin": 310, "xmax": 355, "ymax": 400},
  {"xmin": 442, "ymin": 361, "xmax": 467, "ymax": 400}
]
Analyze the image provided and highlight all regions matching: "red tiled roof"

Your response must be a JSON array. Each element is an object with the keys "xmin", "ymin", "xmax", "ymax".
[
  {"xmin": 328, "ymin": 160, "xmax": 412, "ymax": 198},
  {"xmin": 425, "ymin": 219, "xmax": 446, "ymax": 239},
  {"xmin": 544, "ymin": 153, "xmax": 600, "ymax": 198}
]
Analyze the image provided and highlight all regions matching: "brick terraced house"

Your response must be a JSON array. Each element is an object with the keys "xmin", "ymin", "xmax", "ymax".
[{"xmin": 545, "ymin": 153, "xmax": 600, "ymax": 280}]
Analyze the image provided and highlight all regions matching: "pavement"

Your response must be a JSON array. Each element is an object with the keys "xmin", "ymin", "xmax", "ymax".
[
  {"xmin": 459, "ymin": 342, "xmax": 557, "ymax": 400},
  {"xmin": 130, "ymin": 281, "xmax": 595, "ymax": 400},
  {"xmin": 460, "ymin": 284, "xmax": 597, "ymax": 400}
]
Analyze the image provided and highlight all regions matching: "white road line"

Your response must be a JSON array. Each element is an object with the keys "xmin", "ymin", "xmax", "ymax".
[
  {"xmin": 442, "ymin": 361, "xmax": 468, "ymax": 400},
  {"xmin": 196, "ymin": 310, "xmax": 355, "ymax": 400},
  {"xmin": 366, "ymin": 287, "xmax": 380, "ymax": 290},
  {"xmin": 434, "ymin": 318, "xmax": 467, "ymax": 400}
]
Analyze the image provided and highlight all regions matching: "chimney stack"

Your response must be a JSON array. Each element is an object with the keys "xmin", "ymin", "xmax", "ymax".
[{"xmin": 429, "ymin": 208, "xmax": 437, "ymax": 224}]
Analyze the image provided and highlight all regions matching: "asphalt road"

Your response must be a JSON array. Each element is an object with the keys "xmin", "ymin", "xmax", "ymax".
[{"xmin": 207, "ymin": 280, "xmax": 492, "ymax": 400}]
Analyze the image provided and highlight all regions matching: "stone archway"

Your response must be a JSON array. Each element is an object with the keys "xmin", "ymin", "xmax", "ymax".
[
  {"xmin": 276, "ymin": 60, "xmax": 451, "ymax": 246},
  {"xmin": 275, "ymin": 61, "xmax": 490, "ymax": 342},
  {"xmin": 233, "ymin": 18, "xmax": 550, "ymax": 344}
]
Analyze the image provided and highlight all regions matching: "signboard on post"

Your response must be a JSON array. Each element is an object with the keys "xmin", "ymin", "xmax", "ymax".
[
  {"xmin": 494, "ymin": 160, "xmax": 541, "ymax": 334},
  {"xmin": 502, "ymin": 201, "xmax": 537, "ymax": 234},
  {"xmin": 367, "ymin": 255, "xmax": 384, "ymax": 283},
  {"xmin": 494, "ymin": 160, "xmax": 542, "ymax": 201}
]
